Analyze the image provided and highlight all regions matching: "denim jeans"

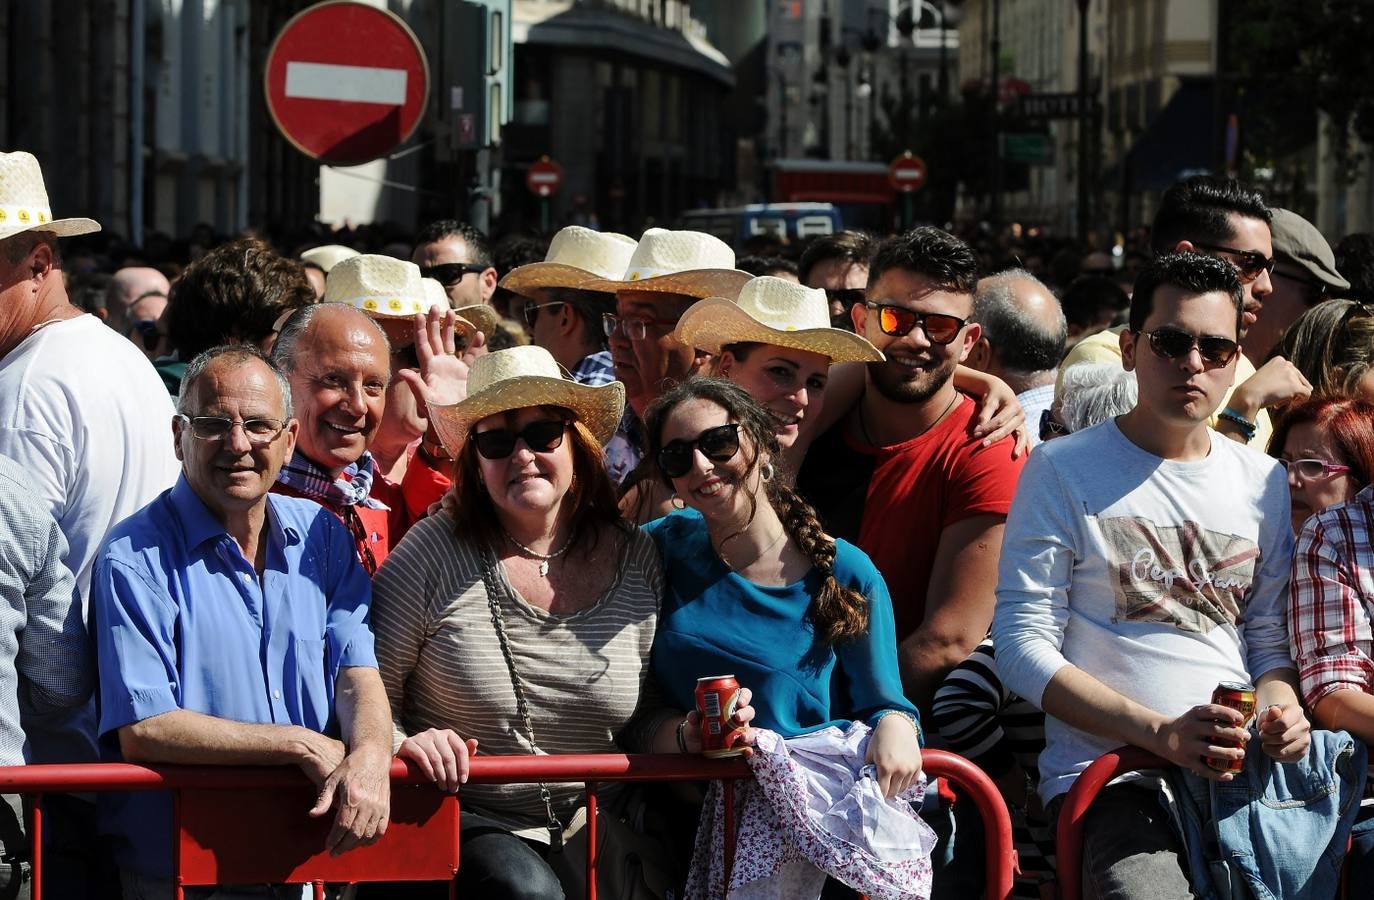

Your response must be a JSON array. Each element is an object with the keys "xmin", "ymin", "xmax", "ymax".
[{"xmin": 1077, "ymin": 783, "xmax": 1193, "ymax": 900}]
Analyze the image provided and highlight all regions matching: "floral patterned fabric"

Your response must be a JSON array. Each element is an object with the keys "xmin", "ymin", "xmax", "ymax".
[{"xmin": 686, "ymin": 722, "xmax": 936, "ymax": 900}]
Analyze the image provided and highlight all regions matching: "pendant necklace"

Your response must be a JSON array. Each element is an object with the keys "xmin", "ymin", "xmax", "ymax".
[{"xmin": 504, "ymin": 529, "xmax": 574, "ymax": 577}]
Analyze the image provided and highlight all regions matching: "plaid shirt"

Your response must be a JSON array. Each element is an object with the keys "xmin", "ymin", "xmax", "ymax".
[
  {"xmin": 571, "ymin": 349, "xmax": 615, "ymax": 386},
  {"xmin": 1290, "ymin": 484, "xmax": 1374, "ymax": 710}
]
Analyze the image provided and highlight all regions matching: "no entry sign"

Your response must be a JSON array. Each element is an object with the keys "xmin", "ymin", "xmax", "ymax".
[
  {"xmin": 265, "ymin": 1, "xmax": 430, "ymax": 166},
  {"xmin": 527, "ymin": 157, "xmax": 564, "ymax": 197},
  {"xmin": 888, "ymin": 153, "xmax": 928, "ymax": 193}
]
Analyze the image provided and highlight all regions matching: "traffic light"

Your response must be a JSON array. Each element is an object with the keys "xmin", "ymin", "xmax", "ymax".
[{"xmin": 435, "ymin": 0, "xmax": 512, "ymax": 158}]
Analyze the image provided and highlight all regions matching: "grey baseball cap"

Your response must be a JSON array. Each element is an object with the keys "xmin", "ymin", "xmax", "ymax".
[{"xmin": 1270, "ymin": 208, "xmax": 1350, "ymax": 291}]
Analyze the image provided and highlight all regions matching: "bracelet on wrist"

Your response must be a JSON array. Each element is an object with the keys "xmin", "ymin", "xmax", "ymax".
[
  {"xmin": 874, "ymin": 709, "xmax": 922, "ymax": 740},
  {"xmin": 674, "ymin": 716, "xmax": 690, "ymax": 754},
  {"xmin": 1217, "ymin": 407, "xmax": 1257, "ymax": 441}
]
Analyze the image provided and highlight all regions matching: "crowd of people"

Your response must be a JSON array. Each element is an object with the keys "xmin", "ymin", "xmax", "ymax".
[{"xmin": 3, "ymin": 140, "xmax": 1374, "ymax": 900}]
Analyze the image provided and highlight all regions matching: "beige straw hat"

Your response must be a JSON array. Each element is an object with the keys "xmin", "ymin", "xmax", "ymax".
[
  {"xmin": 0, "ymin": 151, "xmax": 100, "ymax": 240},
  {"xmin": 676, "ymin": 276, "xmax": 883, "ymax": 363},
  {"xmin": 579, "ymin": 228, "xmax": 752, "ymax": 300},
  {"xmin": 428, "ymin": 345, "xmax": 625, "ymax": 455},
  {"xmin": 300, "ymin": 244, "xmax": 360, "ymax": 273},
  {"xmin": 324, "ymin": 255, "xmax": 475, "ymax": 343},
  {"xmin": 452, "ymin": 303, "xmax": 501, "ymax": 338},
  {"xmin": 499, "ymin": 227, "xmax": 637, "ymax": 298}
]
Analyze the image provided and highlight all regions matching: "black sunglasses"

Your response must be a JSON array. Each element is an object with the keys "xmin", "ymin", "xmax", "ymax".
[
  {"xmin": 657, "ymin": 423, "xmax": 741, "ymax": 479},
  {"xmin": 1138, "ymin": 326, "xmax": 1240, "ymax": 368},
  {"xmin": 471, "ymin": 419, "xmax": 567, "ymax": 460},
  {"xmin": 419, "ymin": 262, "xmax": 489, "ymax": 287},
  {"xmin": 864, "ymin": 302, "xmax": 967, "ymax": 344},
  {"xmin": 824, "ymin": 288, "xmax": 866, "ymax": 307},
  {"xmin": 1191, "ymin": 242, "xmax": 1276, "ymax": 281},
  {"xmin": 1039, "ymin": 408, "xmax": 1070, "ymax": 442}
]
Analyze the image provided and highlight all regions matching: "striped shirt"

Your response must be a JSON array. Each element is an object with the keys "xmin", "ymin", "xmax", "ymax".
[{"xmin": 371, "ymin": 513, "xmax": 663, "ymax": 834}]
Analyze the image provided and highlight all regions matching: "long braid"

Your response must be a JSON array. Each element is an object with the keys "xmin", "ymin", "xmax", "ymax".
[{"xmin": 770, "ymin": 481, "xmax": 868, "ymax": 643}]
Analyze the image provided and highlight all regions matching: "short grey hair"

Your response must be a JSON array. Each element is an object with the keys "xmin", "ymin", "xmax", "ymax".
[
  {"xmin": 1, "ymin": 231, "xmax": 60, "ymax": 266},
  {"xmin": 178, "ymin": 345, "xmax": 294, "ymax": 419},
  {"xmin": 1058, "ymin": 362, "xmax": 1137, "ymax": 433},
  {"xmin": 972, "ymin": 269, "xmax": 1068, "ymax": 376},
  {"xmin": 271, "ymin": 301, "xmax": 390, "ymax": 374}
]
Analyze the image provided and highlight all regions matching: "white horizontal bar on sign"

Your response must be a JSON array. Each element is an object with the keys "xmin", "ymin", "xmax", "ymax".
[{"xmin": 284, "ymin": 62, "xmax": 408, "ymax": 105}]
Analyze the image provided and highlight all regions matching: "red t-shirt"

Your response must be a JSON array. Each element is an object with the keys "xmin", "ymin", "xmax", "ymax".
[{"xmin": 797, "ymin": 396, "xmax": 1025, "ymax": 640}]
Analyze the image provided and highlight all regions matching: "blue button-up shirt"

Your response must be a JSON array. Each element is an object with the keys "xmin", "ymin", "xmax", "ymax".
[{"xmin": 92, "ymin": 475, "xmax": 377, "ymax": 876}]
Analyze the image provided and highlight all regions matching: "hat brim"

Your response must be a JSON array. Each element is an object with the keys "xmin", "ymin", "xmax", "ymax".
[
  {"xmin": 676, "ymin": 298, "xmax": 883, "ymax": 363},
  {"xmin": 499, "ymin": 263, "xmax": 607, "ymax": 298},
  {"xmin": 579, "ymin": 269, "xmax": 752, "ymax": 301},
  {"xmin": 453, "ymin": 304, "xmax": 501, "ymax": 336},
  {"xmin": 428, "ymin": 376, "xmax": 626, "ymax": 457},
  {"xmin": 0, "ymin": 217, "xmax": 101, "ymax": 240},
  {"xmin": 371, "ymin": 313, "xmax": 477, "ymax": 349}
]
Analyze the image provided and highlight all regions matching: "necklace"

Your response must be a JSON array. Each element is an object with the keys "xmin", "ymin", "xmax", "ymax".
[
  {"xmin": 858, "ymin": 388, "xmax": 959, "ymax": 446},
  {"xmin": 715, "ymin": 528, "xmax": 788, "ymax": 573},
  {"xmin": 504, "ymin": 529, "xmax": 574, "ymax": 577}
]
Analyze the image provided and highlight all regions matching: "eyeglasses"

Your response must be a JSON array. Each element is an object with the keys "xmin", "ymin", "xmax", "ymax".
[
  {"xmin": 177, "ymin": 415, "xmax": 288, "ymax": 445},
  {"xmin": 864, "ymin": 302, "xmax": 968, "ymax": 344},
  {"xmin": 419, "ymin": 263, "xmax": 489, "ymax": 286},
  {"xmin": 522, "ymin": 302, "xmax": 564, "ymax": 328},
  {"xmin": 1137, "ymin": 326, "xmax": 1240, "ymax": 368},
  {"xmin": 1192, "ymin": 242, "xmax": 1276, "ymax": 282},
  {"xmin": 601, "ymin": 312, "xmax": 677, "ymax": 342},
  {"xmin": 657, "ymin": 423, "xmax": 741, "ymax": 479},
  {"xmin": 1039, "ymin": 408, "xmax": 1070, "ymax": 442},
  {"xmin": 1278, "ymin": 457, "xmax": 1352, "ymax": 480},
  {"xmin": 471, "ymin": 419, "xmax": 567, "ymax": 459}
]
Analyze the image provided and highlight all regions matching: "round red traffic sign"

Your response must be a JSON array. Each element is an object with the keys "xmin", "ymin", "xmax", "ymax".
[
  {"xmin": 888, "ymin": 153, "xmax": 928, "ymax": 193},
  {"xmin": 527, "ymin": 157, "xmax": 564, "ymax": 197},
  {"xmin": 265, "ymin": 1, "xmax": 430, "ymax": 166}
]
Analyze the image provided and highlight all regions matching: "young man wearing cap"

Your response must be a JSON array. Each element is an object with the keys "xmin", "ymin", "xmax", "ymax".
[
  {"xmin": 1245, "ymin": 207, "xmax": 1350, "ymax": 365},
  {"xmin": 0, "ymin": 149, "xmax": 180, "ymax": 896}
]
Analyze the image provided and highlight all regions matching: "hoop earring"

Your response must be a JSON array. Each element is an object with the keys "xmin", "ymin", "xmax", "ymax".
[
  {"xmin": 760, "ymin": 462, "xmax": 775, "ymax": 483},
  {"xmin": 670, "ymin": 493, "xmax": 687, "ymax": 510}
]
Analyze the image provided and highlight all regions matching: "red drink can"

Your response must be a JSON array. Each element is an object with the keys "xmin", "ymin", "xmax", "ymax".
[
  {"xmin": 695, "ymin": 675, "xmax": 745, "ymax": 758},
  {"xmin": 1204, "ymin": 681, "xmax": 1256, "ymax": 774}
]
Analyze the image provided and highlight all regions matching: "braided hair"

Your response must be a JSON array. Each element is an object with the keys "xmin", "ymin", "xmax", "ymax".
[{"xmin": 644, "ymin": 378, "xmax": 869, "ymax": 644}]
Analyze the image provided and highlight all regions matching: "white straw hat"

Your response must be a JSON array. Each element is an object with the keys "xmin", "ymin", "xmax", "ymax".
[
  {"xmin": 325, "ymin": 255, "xmax": 475, "ymax": 343},
  {"xmin": 676, "ymin": 276, "xmax": 882, "ymax": 363},
  {"xmin": 499, "ymin": 227, "xmax": 637, "ymax": 298},
  {"xmin": 0, "ymin": 151, "xmax": 101, "ymax": 241},
  {"xmin": 300, "ymin": 244, "xmax": 360, "ymax": 273},
  {"xmin": 453, "ymin": 303, "xmax": 501, "ymax": 338},
  {"xmin": 428, "ymin": 345, "xmax": 625, "ymax": 455},
  {"xmin": 579, "ymin": 228, "xmax": 752, "ymax": 300}
]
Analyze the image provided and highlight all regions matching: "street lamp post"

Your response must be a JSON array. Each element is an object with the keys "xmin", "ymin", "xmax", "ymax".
[{"xmin": 1076, "ymin": 0, "xmax": 1091, "ymax": 242}]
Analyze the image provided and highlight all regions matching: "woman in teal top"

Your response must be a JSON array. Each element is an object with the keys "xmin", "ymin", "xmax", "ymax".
[{"xmin": 643, "ymin": 377, "xmax": 922, "ymax": 798}]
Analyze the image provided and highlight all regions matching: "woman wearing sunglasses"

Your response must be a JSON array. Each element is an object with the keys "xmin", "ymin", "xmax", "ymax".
[
  {"xmin": 1268, "ymin": 395, "xmax": 1374, "ymax": 534},
  {"xmin": 642, "ymin": 378, "xmax": 921, "ymax": 800},
  {"xmin": 367, "ymin": 345, "xmax": 684, "ymax": 899}
]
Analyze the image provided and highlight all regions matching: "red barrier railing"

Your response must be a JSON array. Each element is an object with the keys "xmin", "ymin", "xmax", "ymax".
[
  {"xmin": 0, "ymin": 748, "xmax": 1016, "ymax": 899},
  {"xmin": 1054, "ymin": 746, "xmax": 1168, "ymax": 900}
]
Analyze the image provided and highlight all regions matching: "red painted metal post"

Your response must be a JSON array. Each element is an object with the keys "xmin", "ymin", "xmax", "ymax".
[
  {"xmin": 1054, "ymin": 747, "xmax": 1166, "ymax": 900},
  {"xmin": 312, "ymin": 881, "xmax": 324, "ymax": 899},
  {"xmin": 722, "ymin": 780, "xmax": 736, "ymax": 896},
  {"xmin": 586, "ymin": 782, "xmax": 598, "ymax": 900},
  {"xmin": 29, "ymin": 796, "xmax": 41, "ymax": 900},
  {"xmin": 921, "ymin": 749, "xmax": 1019, "ymax": 900}
]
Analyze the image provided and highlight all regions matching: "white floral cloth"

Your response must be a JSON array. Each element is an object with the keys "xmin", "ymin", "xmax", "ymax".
[{"xmin": 686, "ymin": 722, "xmax": 937, "ymax": 900}]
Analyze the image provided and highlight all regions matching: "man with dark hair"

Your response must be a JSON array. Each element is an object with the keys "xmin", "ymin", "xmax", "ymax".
[
  {"xmin": 995, "ymin": 252, "xmax": 1311, "ymax": 897},
  {"xmin": 800, "ymin": 230, "xmax": 878, "ymax": 328},
  {"xmin": 798, "ymin": 226, "xmax": 1025, "ymax": 713},
  {"xmin": 412, "ymin": 219, "xmax": 499, "ymax": 311},
  {"xmin": 968, "ymin": 270, "xmax": 1067, "ymax": 448},
  {"xmin": 162, "ymin": 238, "xmax": 315, "ymax": 393},
  {"xmin": 1335, "ymin": 232, "xmax": 1374, "ymax": 305},
  {"xmin": 1060, "ymin": 275, "xmax": 1129, "ymax": 342}
]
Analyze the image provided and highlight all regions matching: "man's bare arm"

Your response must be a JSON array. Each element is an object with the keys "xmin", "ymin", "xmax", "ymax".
[{"xmin": 119, "ymin": 709, "xmax": 344, "ymax": 781}]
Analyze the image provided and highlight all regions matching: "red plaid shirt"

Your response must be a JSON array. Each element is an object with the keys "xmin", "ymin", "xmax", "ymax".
[{"xmin": 1291, "ymin": 485, "xmax": 1374, "ymax": 710}]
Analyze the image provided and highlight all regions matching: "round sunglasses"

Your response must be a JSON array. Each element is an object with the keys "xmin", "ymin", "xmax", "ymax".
[
  {"xmin": 471, "ymin": 419, "xmax": 567, "ymax": 459},
  {"xmin": 864, "ymin": 302, "xmax": 967, "ymax": 344},
  {"xmin": 657, "ymin": 423, "xmax": 741, "ymax": 479},
  {"xmin": 1138, "ymin": 326, "xmax": 1239, "ymax": 369}
]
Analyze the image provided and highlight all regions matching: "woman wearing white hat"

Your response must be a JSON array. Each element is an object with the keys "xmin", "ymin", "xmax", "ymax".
[{"xmin": 368, "ymin": 345, "xmax": 733, "ymax": 898}]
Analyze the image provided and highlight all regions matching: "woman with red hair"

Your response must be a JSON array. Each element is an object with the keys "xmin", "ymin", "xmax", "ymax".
[{"xmin": 1268, "ymin": 396, "xmax": 1374, "ymax": 535}]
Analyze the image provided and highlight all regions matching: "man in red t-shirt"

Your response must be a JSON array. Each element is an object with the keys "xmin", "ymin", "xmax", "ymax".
[{"xmin": 798, "ymin": 227, "xmax": 1025, "ymax": 713}]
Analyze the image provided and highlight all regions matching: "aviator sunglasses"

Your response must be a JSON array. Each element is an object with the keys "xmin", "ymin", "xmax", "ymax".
[
  {"xmin": 864, "ymin": 302, "xmax": 967, "ymax": 344},
  {"xmin": 1137, "ymin": 326, "xmax": 1240, "ymax": 369},
  {"xmin": 657, "ymin": 423, "xmax": 741, "ymax": 479},
  {"xmin": 471, "ymin": 419, "xmax": 568, "ymax": 459}
]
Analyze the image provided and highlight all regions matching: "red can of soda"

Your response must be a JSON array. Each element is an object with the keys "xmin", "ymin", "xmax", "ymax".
[
  {"xmin": 695, "ymin": 675, "xmax": 746, "ymax": 758},
  {"xmin": 1204, "ymin": 681, "xmax": 1256, "ymax": 774}
]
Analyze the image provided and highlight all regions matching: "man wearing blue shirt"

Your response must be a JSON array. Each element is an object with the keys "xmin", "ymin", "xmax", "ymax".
[{"xmin": 92, "ymin": 345, "xmax": 392, "ymax": 897}]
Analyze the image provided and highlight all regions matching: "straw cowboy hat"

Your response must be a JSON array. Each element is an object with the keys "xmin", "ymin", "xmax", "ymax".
[
  {"xmin": 428, "ymin": 344, "xmax": 625, "ymax": 455},
  {"xmin": 499, "ymin": 226, "xmax": 637, "ymax": 299},
  {"xmin": 676, "ymin": 276, "xmax": 883, "ymax": 363},
  {"xmin": 300, "ymin": 244, "xmax": 360, "ymax": 273},
  {"xmin": 324, "ymin": 254, "xmax": 476, "ymax": 344},
  {"xmin": 0, "ymin": 151, "xmax": 100, "ymax": 241},
  {"xmin": 452, "ymin": 302, "xmax": 500, "ymax": 338},
  {"xmin": 579, "ymin": 228, "xmax": 751, "ymax": 300}
]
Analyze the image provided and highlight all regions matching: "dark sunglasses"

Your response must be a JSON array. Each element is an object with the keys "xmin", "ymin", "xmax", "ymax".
[
  {"xmin": 864, "ymin": 302, "xmax": 967, "ymax": 344},
  {"xmin": 1138, "ymin": 326, "xmax": 1239, "ymax": 368},
  {"xmin": 1192, "ymin": 242, "xmax": 1276, "ymax": 282},
  {"xmin": 471, "ymin": 419, "xmax": 567, "ymax": 459},
  {"xmin": 522, "ymin": 302, "xmax": 563, "ymax": 328},
  {"xmin": 1039, "ymin": 408, "xmax": 1070, "ymax": 442},
  {"xmin": 657, "ymin": 423, "xmax": 741, "ymax": 479},
  {"xmin": 419, "ymin": 262, "xmax": 489, "ymax": 287},
  {"xmin": 824, "ymin": 288, "xmax": 866, "ymax": 308}
]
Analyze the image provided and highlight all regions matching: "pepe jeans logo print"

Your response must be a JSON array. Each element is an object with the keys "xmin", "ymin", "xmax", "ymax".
[{"xmin": 1099, "ymin": 516, "xmax": 1259, "ymax": 633}]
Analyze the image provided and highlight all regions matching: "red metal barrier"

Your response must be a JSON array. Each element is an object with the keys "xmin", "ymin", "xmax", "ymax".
[
  {"xmin": 0, "ymin": 749, "xmax": 1016, "ymax": 899},
  {"xmin": 1054, "ymin": 746, "xmax": 1168, "ymax": 900}
]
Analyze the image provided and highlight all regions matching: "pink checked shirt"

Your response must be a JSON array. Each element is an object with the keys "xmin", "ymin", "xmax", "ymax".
[{"xmin": 1290, "ymin": 485, "xmax": 1374, "ymax": 711}]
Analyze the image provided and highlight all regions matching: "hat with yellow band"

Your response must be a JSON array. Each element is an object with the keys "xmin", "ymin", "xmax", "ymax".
[
  {"xmin": 0, "ymin": 151, "xmax": 101, "ymax": 241},
  {"xmin": 324, "ymin": 254, "xmax": 475, "ymax": 344}
]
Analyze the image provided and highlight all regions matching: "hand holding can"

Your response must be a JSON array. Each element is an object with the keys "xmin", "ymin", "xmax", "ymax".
[
  {"xmin": 1203, "ymin": 682, "xmax": 1256, "ymax": 774},
  {"xmin": 695, "ymin": 675, "xmax": 749, "ymax": 758}
]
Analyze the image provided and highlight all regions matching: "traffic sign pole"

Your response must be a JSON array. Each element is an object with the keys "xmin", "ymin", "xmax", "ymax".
[
  {"xmin": 888, "ymin": 152, "xmax": 927, "ymax": 231},
  {"xmin": 526, "ymin": 156, "xmax": 564, "ymax": 232}
]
